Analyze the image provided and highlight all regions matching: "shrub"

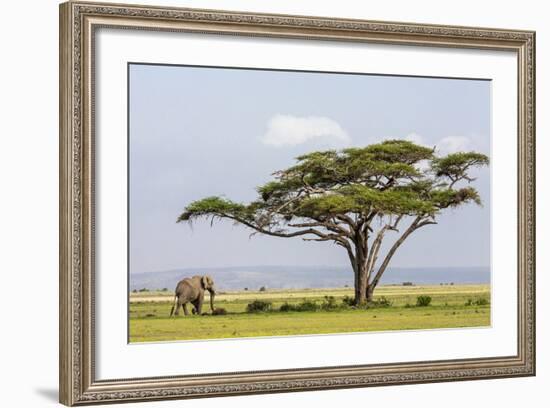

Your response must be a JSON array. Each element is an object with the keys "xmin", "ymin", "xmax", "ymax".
[
  {"xmin": 342, "ymin": 295, "xmax": 355, "ymax": 307},
  {"xmin": 279, "ymin": 302, "xmax": 298, "ymax": 312},
  {"xmin": 212, "ymin": 307, "xmax": 227, "ymax": 315},
  {"xmin": 246, "ymin": 300, "xmax": 272, "ymax": 313},
  {"xmin": 259, "ymin": 286, "xmax": 267, "ymax": 292},
  {"xmin": 296, "ymin": 299, "xmax": 319, "ymax": 311},
  {"xmin": 368, "ymin": 296, "xmax": 392, "ymax": 308},
  {"xmin": 321, "ymin": 296, "xmax": 340, "ymax": 310},
  {"xmin": 279, "ymin": 300, "xmax": 321, "ymax": 312},
  {"xmin": 465, "ymin": 297, "xmax": 490, "ymax": 306},
  {"xmin": 404, "ymin": 303, "xmax": 413, "ymax": 308},
  {"xmin": 161, "ymin": 288, "xmax": 168, "ymax": 292},
  {"xmin": 416, "ymin": 295, "xmax": 432, "ymax": 307},
  {"xmin": 139, "ymin": 288, "xmax": 149, "ymax": 292},
  {"xmin": 402, "ymin": 281, "xmax": 414, "ymax": 286}
]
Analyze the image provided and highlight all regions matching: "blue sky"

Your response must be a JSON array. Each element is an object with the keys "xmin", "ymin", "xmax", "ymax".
[{"xmin": 129, "ymin": 64, "xmax": 491, "ymax": 274}]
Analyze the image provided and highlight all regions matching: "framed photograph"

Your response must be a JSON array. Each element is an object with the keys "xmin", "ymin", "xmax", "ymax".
[{"xmin": 59, "ymin": 1, "xmax": 535, "ymax": 405}]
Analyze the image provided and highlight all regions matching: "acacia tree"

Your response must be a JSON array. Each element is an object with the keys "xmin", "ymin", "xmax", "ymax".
[{"xmin": 177, "ymin": 140, "xmax": 489, "ymax": 305}]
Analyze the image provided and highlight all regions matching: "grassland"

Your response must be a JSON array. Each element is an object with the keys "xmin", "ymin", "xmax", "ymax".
[{"xmin": 129, "ymin": 284, "xmax": 490, "ymax": 342}]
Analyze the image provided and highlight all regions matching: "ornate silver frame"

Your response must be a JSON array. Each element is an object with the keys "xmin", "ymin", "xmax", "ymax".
[{"xmin": 59, "ymin": 1, "xmax": 536, "ymax": 405}]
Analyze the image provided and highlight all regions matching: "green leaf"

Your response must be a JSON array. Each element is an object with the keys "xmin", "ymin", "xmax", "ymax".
[
  {"xmin": 177, "ymin": 196, "xmax": 248, "ymax": 222},
  {"xmin": 432, "ymin": 152, "xmax": 489, "ymax": 180},
  {"xmin": 177, "ymin": 140, "xmax": 488, "ymax": 228}
]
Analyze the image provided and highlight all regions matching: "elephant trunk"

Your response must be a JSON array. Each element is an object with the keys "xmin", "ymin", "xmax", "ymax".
[{"xmin": 209, "ymin": 289, "xmax": 216, "ymax": 312}]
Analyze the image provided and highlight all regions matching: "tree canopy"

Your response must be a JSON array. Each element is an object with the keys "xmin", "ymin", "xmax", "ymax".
[{"xmin": 177, "ymin": 139, "xmax": 489, "ymax": 304}]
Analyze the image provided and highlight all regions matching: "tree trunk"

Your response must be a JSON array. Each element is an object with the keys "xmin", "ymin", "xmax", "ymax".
[
  {"xmin": 355, "ymin": 279, "xmax": 367, "ymax": 305},
  {"xmin": 366, "ymin": 284, "xmax": 375, "ymax": 303},
  {"xmin": 354, "ymin": 256, "xmax": 368, "ymax": 306}
]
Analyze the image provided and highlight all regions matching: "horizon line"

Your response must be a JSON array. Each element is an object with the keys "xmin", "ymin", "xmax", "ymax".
[{"xmin": 131, "ymin": 264, "xmax": 492, "ymax": 276}]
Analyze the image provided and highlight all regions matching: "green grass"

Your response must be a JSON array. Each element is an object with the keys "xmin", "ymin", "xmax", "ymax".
[{"xmin": 129, "ymin": 284, "xmax": 490, "ymax": 342}]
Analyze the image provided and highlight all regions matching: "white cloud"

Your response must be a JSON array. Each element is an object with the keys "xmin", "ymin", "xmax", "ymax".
[
  {"xmin": 262, "ymin": 114, "xmax": 350, "ymax": 147},
  {"xmin": 404, "ymin": 133, "xmax": 474, "ymax": 172},
  {"xmin": 405, "ymin": 132, "xmax": 425, "ymax": 146},
  {"xmin": 405, "ymin": 133, "xmax": 473, "ymax": 155},
  {"xmin": 437, "ymin": 136, "xmax": 472, "ymax": 155},
  {"xmin": 404, "ymin": 133, "xmax": 431, "ymax": 172}
]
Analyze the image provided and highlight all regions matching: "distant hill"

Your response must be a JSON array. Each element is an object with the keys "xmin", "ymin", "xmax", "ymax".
[{"xmin": 129, "ymin": 265, "xmax": 490, "ymax": 291}]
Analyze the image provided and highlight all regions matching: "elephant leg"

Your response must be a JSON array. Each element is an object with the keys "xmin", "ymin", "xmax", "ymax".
[
  {"xmin": 191, "ymin": 300, "xmax": 199, "ymax": 315},
  {"xmin": 173, "ymin": 302, "xmax": 181, "ymax": 316},
  {"xmin": 196, "ymin": 298, "xmax": 203, "ymax": 315},
  {"xmin": 183, "ymin": 303, "xmax": 189, "ymax": 316}
]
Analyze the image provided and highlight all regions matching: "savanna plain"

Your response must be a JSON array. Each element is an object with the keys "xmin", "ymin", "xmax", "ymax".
[{"xmin": 129, "ymin": 284, "xmax": 490, "ymax": 342}]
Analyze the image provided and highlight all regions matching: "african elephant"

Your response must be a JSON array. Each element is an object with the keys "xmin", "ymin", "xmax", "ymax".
[{"xmin": 170, "ymin": 275, "xmax": 216, "ymax": 317}]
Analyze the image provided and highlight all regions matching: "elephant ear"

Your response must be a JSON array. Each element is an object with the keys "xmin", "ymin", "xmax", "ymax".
[{"xmin": 201, "ymin": 276, "xmax": 208, "ymax": 289}]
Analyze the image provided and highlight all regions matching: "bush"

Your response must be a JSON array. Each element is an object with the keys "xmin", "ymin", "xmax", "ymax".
[
  {"xmin": 296, "ymin": 299, "xmax": 319, "ymax": 311},
  {"xmin": 279, "ymin": 300, "xmax": 320, "ymax": 312},
  {"xmin": 139, "ymin": 288, "xmax": 149, "ymax": 292},
  {"xmin": 402, "ymin": 282, "xmax": 414, "ymax": 286},
  {"xmin": 246, "ymin": 300, "xmax": 272, "ymax": 313},
  {"xmin": 465, "ymin": 297, "xmax": 490, "ymax": 306},
  {"xmin": 161, "ymin": 288, "xmax": 168, "ymax": 292},
  {"xmin": 321, "ymin": 296, "xmax": 340, "ymax": 310},
  {"xmin": 279, "ymin": 302, "xmax": 298, "ymax": 312},
  {"xmin": 416, "ymin": 295, "xmax": 432, "ymax": 307},
  {"xmin": 212, "ymin": 307, "xmax": 227, "ymax": 315},
  {"xmin": 259, "ymin": 286, "xmax": 267, "ymax": 292},
  {"xmin": 368, "ymin": 296, "xmax": 392, "ymax": 308},
  {"xmin": 342, "ymin": 295, "xmax": 355, "ymax": 307}
]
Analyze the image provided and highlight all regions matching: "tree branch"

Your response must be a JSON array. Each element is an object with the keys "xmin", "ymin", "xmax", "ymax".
[
  {"xmin": 289, "ymin": 218, "xmax": 353, "ymax": 239},
  {"xmin": 365, "ymin": 215, "xmax": 403, "ymax": 282},
  {"xmin": 217, "ymin": 212, "xmax": 356, "ymax": 256},
  {"xmin": 369, "ymin": 215, "xmax": 433, "ymax": 288},
  {"xmin": 335, "ymin": 214, "xmax": 357, "ymax": 230},
  {"xmin": 219, "ymin": 213, "xmax": 323, "ymax": 239}
]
